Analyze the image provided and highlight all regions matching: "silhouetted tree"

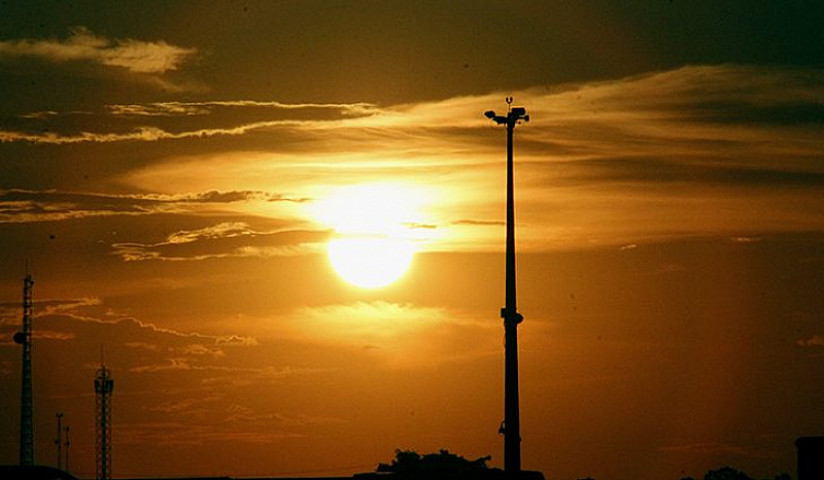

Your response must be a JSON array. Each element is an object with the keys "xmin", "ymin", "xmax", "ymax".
[
  {"xmin": 377, "ymin": 449, "xmax": 491, "ymax": 474},
  {"xmin": 704, "ymin": 466, "xmax": 753, "ymax": 480}
]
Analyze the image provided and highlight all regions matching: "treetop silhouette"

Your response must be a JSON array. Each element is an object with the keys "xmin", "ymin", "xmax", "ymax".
[{"xmin": 377, "ymin": 449, "xmax": 492, "ymax": 474}]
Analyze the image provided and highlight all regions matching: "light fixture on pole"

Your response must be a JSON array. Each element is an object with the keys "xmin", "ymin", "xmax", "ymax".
[{"xmin": 485, "ymin": 97, "xmax": 529, "ymax": 476}]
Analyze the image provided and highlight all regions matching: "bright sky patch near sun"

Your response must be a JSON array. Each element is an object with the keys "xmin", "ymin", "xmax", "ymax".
[
  {"xmin": 310, "ymin": 183, "xmax": 435, "ymax": 288},
  {"xmin": 1, "ymin": 2, "xmax": 823, "ymax": 480}
]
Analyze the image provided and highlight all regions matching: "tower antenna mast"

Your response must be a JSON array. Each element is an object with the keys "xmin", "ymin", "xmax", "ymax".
[
  {"xmin": 95, "ymin": 356, "xmax": 114, "ymax": 480},
  {"xmin": 13, "ymin": 267, "xmax": 35, "ymax": 466}
]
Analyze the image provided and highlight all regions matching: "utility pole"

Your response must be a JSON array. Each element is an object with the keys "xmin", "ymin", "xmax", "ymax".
[
  {"xmin": 55, "ymin": 413, "xmax": 63, "ymax": 470},
  {"xmin": 64, "ymin": 426, "xmax": 71, "ymax": 474},
  {"xmin": 485, "ymin": 98, "xmax": 529, "ymax": 476},
  {"xmin": 13, "ymin": 270, "xmax": 35, "ymax": 466}
]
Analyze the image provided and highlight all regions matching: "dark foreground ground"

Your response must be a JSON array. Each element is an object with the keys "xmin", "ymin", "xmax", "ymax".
[{"xmin": 0, "ymin": 466, "xmax": 545, "ymax": 480}]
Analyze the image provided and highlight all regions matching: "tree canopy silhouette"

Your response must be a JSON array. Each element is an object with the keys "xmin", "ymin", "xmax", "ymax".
[
  {"xmin": 703, "ymin": 466, "xmax": 754, "ymax": 480},
  {"xmin": 377, "ymin": 449, "xmax": 492, "ymax": 474},
  {"xmin": 699, "ymin": 466, "xmax": 791, "ymax": 480}
]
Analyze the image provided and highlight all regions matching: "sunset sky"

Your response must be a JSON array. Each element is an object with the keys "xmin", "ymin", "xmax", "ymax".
[{"xmin": 1, "ymin": 2, "xmax": 823, "ymax": 479}]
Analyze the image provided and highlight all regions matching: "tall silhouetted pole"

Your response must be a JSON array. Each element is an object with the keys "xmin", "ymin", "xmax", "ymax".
[
  {"xmin": 55, "ymin": 412, "xmax": 63, "ymax": 469},
  {"xmin": 95, "ymin": 362, "xmax": 114, "ymax": 480},
  {"xmin": 485, "ymin": 98, "xmax": 529, "ymax": 476},
  {"xmin": 64, "ymin": 425, "xmax": 71, "ymax": 474},
  {"xmin": 13, "ymin": 270, "xmax": 35, "ymax": 466}
]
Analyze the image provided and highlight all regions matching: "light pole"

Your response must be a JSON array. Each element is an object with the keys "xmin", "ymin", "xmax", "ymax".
[
  {"xmin": 485, "ymin": 98, "xmax": 529, "ymax": 476},
  {"xmin": 55, "ymin": 412, "xmax": 63, "ymax": 470}
]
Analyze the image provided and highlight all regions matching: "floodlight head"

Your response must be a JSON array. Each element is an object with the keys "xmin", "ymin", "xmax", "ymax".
[
  {"xmin": 484, "ymin": 110, "xmax": 496, "ymax": 119},
  {"xmin": 523, "ymin": 115, "xmax": 530, "ymax": 122},
  {"xmin": 511, "ymin": 107, "xmax": 526, "ymax": 117}
]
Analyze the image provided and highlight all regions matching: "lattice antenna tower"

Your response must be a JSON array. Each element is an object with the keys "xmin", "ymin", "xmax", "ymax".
[
  {"xmin": 95, "ymin": 353, "xmax": 114, "ymax": 480},
  {"xmin": 13, "ymin": 268, "xmax": 35, "ymax": 465}
]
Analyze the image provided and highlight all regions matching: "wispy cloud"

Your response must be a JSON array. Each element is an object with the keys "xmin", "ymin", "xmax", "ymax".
[
  {"xmin": 105, "ymin": 100, "xmax": 378, "ymax": 117},
  {"xmin": 117, "ymin": 421, "xmax": 302, "ymax": 447},
  {"xmin": 0, "ymin": 189, "xmax": 303, "ymax": 224},
  {"xmin": 112, "ymin": 222, "xmax": 330, "ymax": 261},
  {"xmin": 2, "ymin": 64, "xmax": 822, "ymax": 251},
  {"xmin": 288, "ymin": 301, "xmax": 496, "ymax": 367},
  {"xmin": 658, "ymin": 442, "xmax": 779, "ymax": 460},
  {"xmin": 1, "ymin": 100, "xmax": 378, "ymax": 144},
  {"xmin": 797, "ymin": 334, "xmax": 824, "ymax": 347},
  {"xmin": 0, "ymin": 26, "xmax": 196, "ymax": 74},
  {"xmin": 14, "ymin": 296, "xmax": 258, "ymax": 347},
  {"xmin": 0, "ymin": 121, "xmax": 288, "ymax": 144}
]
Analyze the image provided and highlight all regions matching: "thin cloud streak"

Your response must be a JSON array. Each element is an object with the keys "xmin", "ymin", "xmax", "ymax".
[
  {"xmin": 18, "ymin": 297, "xmax": 260, "ymax": 347},
  {"xmin": 288, "ymin": 301, "xmax": 498, "ymax": 367},
  {"xmin": 111, "ymin": 222, "xmax": 330, "ymax": 261},
  {"xmin": 0, "ymin": 26, "xmax": 196, "ymax": 74},
  {"xmin": 1, "ymin": 100, "xmax": 380, "ymax": 144},
  {"xmin": 0, "ymin": 189, "xmax": 305, "ymax": 223},
  {"xmin": 105, "ymin": 100, "xmax": 378, "ymax": 117}
]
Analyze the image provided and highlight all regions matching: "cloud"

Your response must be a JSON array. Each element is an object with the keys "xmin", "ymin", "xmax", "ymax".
[
  {"xmin": 452, "ymin": 219, "xmax": 505, "ymax": 226},
  {"xmin": 658, "ymin": 442, "xmax": 778, "ymax": 460},
  {"xmin": 288, "ymin": 301, "xmax": 497, "ymax": 367},
  {"xmin": 17, "ymin": 296, "xmax": 258, "ymax": 347},
  {"xmin": 105, "ymin": 100, "xmax": 378, "ymax": 117},
  {"xmin": 111, "ymin": 222, "xmax": 331, "ymax": 261},
  {"xmin": 3, "ymin": 64, "xmax": 823, "ymax": 252},
  {"xmin": 117, "ymin": 421, "xmax": 302, "ymax": 447},
  {"xmin": 223, "ymin": 404, "xmax": 344, "ymax": 428},
  {"xmin": 0, "ymin": 188, "xmax": 301, "ymax": 224},
  {"xmin": 797, "ymin": 334, "xmax": 824, "ymax": 347},
  {"xmin": 32, "ymin": 330, "xmax": 76, "ymax": 341},
  {"xmin": 124, "ymin": 341, "xmax": 162, "ymax": 352},
  {"xmin": 1, "ymin": 100, "xmax": 378, "ymax": 144},
  {"xmin": 0, "ymin": 122, "xmax": 287, "ymax": 144},
  {"xmin": 0, "ymin": 26, "xmax": 196, "ymax": 73}
]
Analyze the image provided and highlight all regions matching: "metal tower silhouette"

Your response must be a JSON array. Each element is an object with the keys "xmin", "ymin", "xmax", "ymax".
[
  {"xmin": 13, "ymin": 271, "xmax": 35, "ymax": 466},
  {"xmin": 95, "ymin": 362, "xmax": 114, "ymax": 480},
  {"xmin": 485, "ymin": 98, "xmax": 529, "ymax": 475}
]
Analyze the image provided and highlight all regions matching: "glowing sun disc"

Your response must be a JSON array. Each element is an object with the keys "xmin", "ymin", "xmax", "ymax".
[{"xmin": 328, "ymin": 237, "xmax": 414, "ymax": 288}]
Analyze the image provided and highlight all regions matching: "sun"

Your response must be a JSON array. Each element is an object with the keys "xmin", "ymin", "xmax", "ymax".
[
  {"xmin": 328, "ymin": 236, "xmax": 414, "ymax": 288},
  {"xmin": 310, "ymin": 183, "xmax": 431, "ymax": 289}
]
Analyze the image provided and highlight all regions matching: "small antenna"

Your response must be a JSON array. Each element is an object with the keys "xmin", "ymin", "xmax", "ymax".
[{"xmin": 506, "ymin": 96, "xmax": 513, "ymax": 112}]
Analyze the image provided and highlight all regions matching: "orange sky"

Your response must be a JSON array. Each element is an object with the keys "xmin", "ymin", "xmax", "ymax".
[{"xmin": 2, "ymin": 2, "xmax": 824, "ymax": 480}]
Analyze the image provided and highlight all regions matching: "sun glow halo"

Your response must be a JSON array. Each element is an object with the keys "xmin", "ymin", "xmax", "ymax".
[
  {"xmin": 312, "ymin": 183, "xmax": 430, "ymax": 289},
  {"xmin": 328, "ymin": 236, "xmax": 414, "ymax": 288}
]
